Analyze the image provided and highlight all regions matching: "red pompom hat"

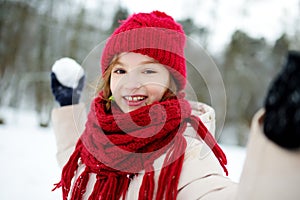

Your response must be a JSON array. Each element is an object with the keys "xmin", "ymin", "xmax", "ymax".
[{"xmin": 101, "ymin": 11, "xmax": 187, "ymax": 91}]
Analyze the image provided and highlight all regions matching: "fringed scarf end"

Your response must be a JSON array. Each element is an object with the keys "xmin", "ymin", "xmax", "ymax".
[
  {"xmin": 139, "ymin": 166, "xmax": 155, "ymax": 200},
  {"xmin": 52, "ymin": 181, "xmax": 62, "ymax": 191},
  {"xmin": 188, "ymin": 115, "xmax": 229, "ymax": 176}
]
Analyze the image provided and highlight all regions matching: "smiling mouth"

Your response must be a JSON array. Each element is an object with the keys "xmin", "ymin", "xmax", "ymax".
[{"xmin": 124, "ymin": 95, "xmax": 147, "ymax": 102}]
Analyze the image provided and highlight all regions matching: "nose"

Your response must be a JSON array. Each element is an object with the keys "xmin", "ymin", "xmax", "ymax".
[{"xmin": 122, "ymin": 71, "xmax": 142, "ymax": 90}]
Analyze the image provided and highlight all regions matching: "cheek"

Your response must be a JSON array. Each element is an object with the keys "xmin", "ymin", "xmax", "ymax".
[
  {"xmin": 148, "ymin": 75, "xmax": 170, "ymax": 99},
  {"xmin": 148, "ymin": 73, "xmax": 170, "ymax": 88},
  {"xmin": 110, "ymin": 76, "xmax": 119, "ymax": 95},
  {"xmin": 147, "ymin": 85, "xmax": 168, "ymax": 101}
]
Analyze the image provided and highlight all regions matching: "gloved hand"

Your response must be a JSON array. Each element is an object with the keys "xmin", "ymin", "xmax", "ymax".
[
  {"xmin": 51, "ymin": 57, "xmax": 85, "ymax": 106},
  {"xmin": 263, "ymin": 51, "xmax": 300, "ymax": 150}
]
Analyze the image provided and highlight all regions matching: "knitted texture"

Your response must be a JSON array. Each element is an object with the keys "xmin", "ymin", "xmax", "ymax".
[
  {"xmin": 101, "ymin": 11, "xmax": 186, "ymax": 91},
  {"xmin": 264, "ymin": 51, "xmax": 300, "ymax": 149},
  {"xmin": 53, "ymin": 93, "xmax": 228, "ymax": 200}
]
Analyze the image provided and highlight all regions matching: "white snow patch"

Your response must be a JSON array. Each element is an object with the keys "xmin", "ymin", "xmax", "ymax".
[{"xmin": 0, "ymin": 108, "xmax": 61, "ymax": 200}]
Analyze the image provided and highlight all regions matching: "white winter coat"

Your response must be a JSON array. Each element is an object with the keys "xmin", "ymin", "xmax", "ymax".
[{"xmin": 52, "ymin": 102, "xmax": 300, "ymax": 199}]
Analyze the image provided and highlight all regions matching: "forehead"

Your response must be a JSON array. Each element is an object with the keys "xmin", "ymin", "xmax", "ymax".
[{"xmin": 117, "ymin": 52, "xmax": 157, "ymax": 66}]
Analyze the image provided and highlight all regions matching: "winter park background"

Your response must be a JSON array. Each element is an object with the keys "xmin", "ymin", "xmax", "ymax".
[{"xmin": 1, "ymin": 0, "xmax": 300, "ymax": 199}]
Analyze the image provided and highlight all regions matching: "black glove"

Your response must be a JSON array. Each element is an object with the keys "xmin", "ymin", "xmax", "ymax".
[
  {"xmin": 50, "ymin": 58, "xmax": 85, "ymax": 106},
  {"xmin": 263, "ymin": 51, "xmax": 300, "ymax": 150},
  {"xmin": 51, "ymin": 72, "xmax": 85, "ymax": 106}
]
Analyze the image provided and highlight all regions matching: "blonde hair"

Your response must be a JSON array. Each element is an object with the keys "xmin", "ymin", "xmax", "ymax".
[{"xmin": 97, "ymin": 54, "xmax": 178, "ymax": 112}]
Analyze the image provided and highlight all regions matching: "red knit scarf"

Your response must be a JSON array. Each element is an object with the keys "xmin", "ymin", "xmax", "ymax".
[{"xmin": 53, "ymin": 94, "xmax": 228, "ymax": 200}]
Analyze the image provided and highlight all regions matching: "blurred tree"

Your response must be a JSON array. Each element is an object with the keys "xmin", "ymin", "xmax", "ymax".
[
  {"xmin": 271, "ymin": 34, "xmax": 290, "ymax": 75},
  {"xmin": 178, "ymin": 18, "xmax": 209, "ymax": 47},
  {"xmin": 69, "ymin": 7, "xmax": 86, "ymax": 59},
  {"xmin": 290, "ymin": 4, "xmax": 300, "ymax": 51},
  {"xmin": 221, "ymin": 30, "xmax": 269, "ymax": 145},
  {"xmin": 32, "ymin": 0, "xmax": 55, "ymax": 126},
  {"xmin": 108, "ymin": 7, "xmax": 129, "ymax": 34},
  {"xmin": 0, "ymin": 1, "xmax": 34, "ymax": 120},
  {"xmin": 220, "ymin": 30, "xmax": 291, "ymax": 146}
]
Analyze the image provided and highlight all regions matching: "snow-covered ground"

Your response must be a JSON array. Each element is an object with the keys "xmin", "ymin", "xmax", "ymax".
[
  {"xmin": 0, "ymin": 107, "xmax": 246, "ymax": 200},
  {"xmin": 0, "ymin": 108, "xmax": 61, "ymax": 200}
]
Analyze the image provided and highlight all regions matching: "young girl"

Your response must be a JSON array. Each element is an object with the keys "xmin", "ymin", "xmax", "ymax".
[{"xmin": 51, "ymin": 11, "xmax": 300, "ymax": 200}]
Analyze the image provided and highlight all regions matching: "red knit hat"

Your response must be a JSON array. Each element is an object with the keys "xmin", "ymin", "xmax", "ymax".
[{"xmin": 101, "ymin": 11, "xmax": 187, "ymax": 91}]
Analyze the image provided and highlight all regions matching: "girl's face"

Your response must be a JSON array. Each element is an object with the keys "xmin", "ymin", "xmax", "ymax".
[{"xmin": 110, "ymin": 52, "xmax": 171, "ymax": 113}]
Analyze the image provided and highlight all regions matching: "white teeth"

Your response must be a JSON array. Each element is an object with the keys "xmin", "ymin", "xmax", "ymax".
[{"xmin": 125, "ymin": 96, "xmax": 145, "ymax": 101}]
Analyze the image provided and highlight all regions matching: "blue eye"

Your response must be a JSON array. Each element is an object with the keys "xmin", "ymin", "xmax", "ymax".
[
  {"xmin": 113, "ymin": 69, "xmax": 126, "ymax": 74},
  {"xmin": 143, "ymin": 69, "xmax": 156, "ymax": 74}
]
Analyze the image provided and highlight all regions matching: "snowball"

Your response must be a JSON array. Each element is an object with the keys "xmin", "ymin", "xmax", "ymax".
[{"xmin": 52, "ymin": 57, "xmax": 84, "ymax": 89}]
